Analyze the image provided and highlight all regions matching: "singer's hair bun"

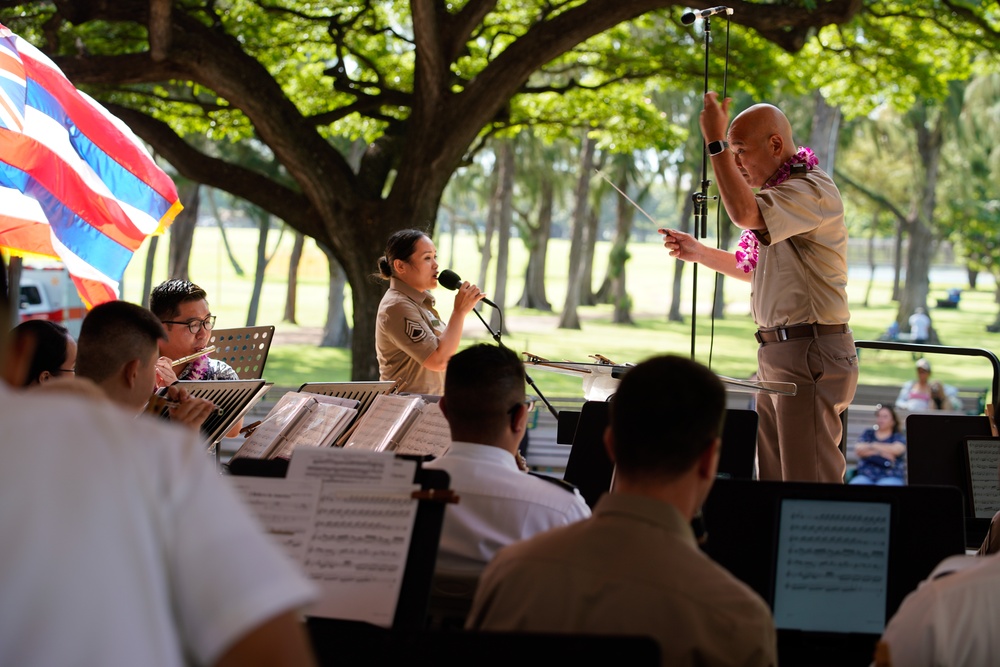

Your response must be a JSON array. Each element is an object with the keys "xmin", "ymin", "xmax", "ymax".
[{"xmin": 377, "ymin": 256, "xmax": 392, "ymax": 278}]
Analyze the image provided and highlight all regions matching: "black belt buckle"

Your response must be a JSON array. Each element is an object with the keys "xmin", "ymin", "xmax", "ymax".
[{"xmin": 754, "ymin": 330, "xmax": 764, "ymax": 344}]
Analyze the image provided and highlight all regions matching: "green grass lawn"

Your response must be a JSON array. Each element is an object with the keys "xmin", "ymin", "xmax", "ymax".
[{"xmin": 121, "ymin": 227, "xmax": 1000, "ymax": 399}]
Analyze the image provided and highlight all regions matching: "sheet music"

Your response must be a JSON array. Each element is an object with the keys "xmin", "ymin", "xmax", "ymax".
[
  {"xmin": 966, "ymin": 438, "xmax": 1000, "ymax": 519},
  {"xmin": 302, "ymin": 483, "xmax": 418, "ymax": 626},
  {"xmin": 272, "ymin": 403, "xmax": 358, "ymax": 459},
  {"xmin": 393, "ymin": 402, "xmax": 451, "ymax": 457},
  {"xmin": 343, "ymin": 394, "xmax": 422, "ymax": 451},
  {"xmin": 772, "ymin": 499, "xmax": 891, "ymax": 634},
  {"xmin": 237, "ymin": 392, "xmax": 316, "ymax": 459},
  {"xmin": 229, "ymin": 476, "xmax": 321, "ymax": 563},
  {"xmin": 286, "ymin": 447, "xmax": 417, "ymax": 487}
]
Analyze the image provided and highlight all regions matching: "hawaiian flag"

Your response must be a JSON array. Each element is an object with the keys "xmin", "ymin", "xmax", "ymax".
[{"xmin": 0, "ymin": 24, "xmax": 181, "ymax": 307}]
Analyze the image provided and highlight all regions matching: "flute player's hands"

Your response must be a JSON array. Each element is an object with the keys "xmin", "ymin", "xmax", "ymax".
[{"xmin": 155, "ymin": 356, "xmax": 179, "ymax": 389}]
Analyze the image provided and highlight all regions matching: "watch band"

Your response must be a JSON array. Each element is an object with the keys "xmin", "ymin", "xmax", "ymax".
[{"xmin": 708, "ymin": 140, "xmax": 729, "ymax": 156}]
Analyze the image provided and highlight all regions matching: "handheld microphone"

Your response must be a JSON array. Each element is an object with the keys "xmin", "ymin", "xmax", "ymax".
[
  {"xmin": 437, "ymin": 269, "xmax": 497, "ymax": 308},
  {"xmin": 681, "ymin": 6, "xmax": 733, "ymax": 24}
]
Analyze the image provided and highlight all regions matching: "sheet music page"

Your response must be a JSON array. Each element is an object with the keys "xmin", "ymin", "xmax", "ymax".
[
  {"xmin": 310, "ymin": 394, "xmax": 362, "ymax": 410},
  {"xmin": 393, "ymin": 402, "xmax": 451, "ymax": 457},
  {"xmin": 272, "ymin": 404, "xmax": 359, "ymax": 459},
  {"xmin": 229, "ymin": 476, "xmax": 321, "ymax": 563},
  {"xmin": 286, "ymin": 447, "xmax": 417, "ymax": 486},
  {"xmin": 233, "ymin": 392, "xmax": 316, "ymax": 459},
  {"xmin": 284, "ymin": 447, "xmax": 421, "ymax": 627},
  {"xmin": 302, "ymin": 483, "xmax": 418, "ymax": 627},
  {"xmin": 343, "ymin": 394, "xmax": 422, "ymax": 452},
  {"xmin": 772, "ymin": 499, "xmax": 891, "ymax": 634},
  {"xmin": 966, "ymin": 438, "xmax": 1000, "ymax": 519}
]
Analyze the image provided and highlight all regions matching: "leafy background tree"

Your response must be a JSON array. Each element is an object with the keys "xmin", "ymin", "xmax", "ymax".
[{"xmin": 1, "ymin": 0, "xmax": 997, "ymax": 377}]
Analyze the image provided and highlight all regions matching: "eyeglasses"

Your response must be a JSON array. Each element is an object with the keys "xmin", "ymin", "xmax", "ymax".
[
  {"xmin": 58, "ymin": 368, "xmax": 76, "ymax": 374},
  {"xmin": 507, "ymin": 399, "xmax": 537, "ymax": 416},
  {"xmin": 161, "ymin": 315, "xmax": 216, "ymax": 335}
]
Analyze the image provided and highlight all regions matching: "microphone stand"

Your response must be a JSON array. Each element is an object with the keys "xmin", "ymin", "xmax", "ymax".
[
  {"xmin": 689, "ymin": 15, "xmax": 718, "ymax": 361},
  {"xmin": 471, "ymin": 306, "xmax": 560, "ymax": 421}
]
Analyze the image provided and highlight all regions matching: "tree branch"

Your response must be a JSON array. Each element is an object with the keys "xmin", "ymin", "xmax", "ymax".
[{"xmin": 107, "ymin": 104, "xmax": 325, "ymax": 240}]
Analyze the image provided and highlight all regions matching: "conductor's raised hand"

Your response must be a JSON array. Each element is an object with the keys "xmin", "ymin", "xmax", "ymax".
[
  {"xmin": 699, "ymin": 91, "xmax": 732, "ymax": 143},
  {"xmin": 453, "ymin": 281, "xmax": 486, "ymax": 315},
  {"xmin": 659, "ymin": 228, "xmax": 705, "ymax": 264}
]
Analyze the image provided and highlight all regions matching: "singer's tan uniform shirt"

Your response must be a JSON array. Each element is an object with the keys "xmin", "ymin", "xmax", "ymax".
[{"xmin": 375, "ymin": 277, "xmax": 445, "ymax": 395}]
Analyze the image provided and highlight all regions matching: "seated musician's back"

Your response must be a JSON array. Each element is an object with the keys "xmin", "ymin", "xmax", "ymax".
[{"xmin": 467, "ymin": 355, "xmax": 777, "ymax": 667}]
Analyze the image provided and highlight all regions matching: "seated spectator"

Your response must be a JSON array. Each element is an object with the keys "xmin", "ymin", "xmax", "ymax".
[
  {"xmin": 850, "ymin": 404, "xmax": 906, "ymax": 486},
  {"xmin": 908, "ymin": 306, "xmax": 931, "ymax": 343},
  {"xmin": 875, "ymin": 552, "xmax": 1000, "ymax": 666},
  {"xmin": 149, "ymin": 279, "xmax": 239, "ymax": 385},
  {"xmin": 6, "ymin": 320, "xmax": 76, "ymax": 386},
  {"xmin": 422, "ymin": 343, "xmax": 591, "ymax": 574},
  {"xmin": 466, "ymin": 355, "xmax": 777, "ymax": 667},
  {"xmin": 77, "ymin": 300, "xmax": 218, "ymax": 429},
  {"xmin": 895, "ymin": 358, "xmax": 962, "ymax": 412},
  {"xmin": 0, "ymin": 256, "xmax": 318, "ymax": 667}
]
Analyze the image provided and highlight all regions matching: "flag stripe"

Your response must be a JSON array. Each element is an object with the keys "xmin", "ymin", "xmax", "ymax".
[
  {"xmin": 0, "ymin": 23, "xmax": 180, "ymax": 307},
  {"xmin": 0, "ymin": 128, "xmax": 148, "ymax": 257},
  {"xmin": 16, "ymin": 39, "xmax": 178, "ymax": 206}
]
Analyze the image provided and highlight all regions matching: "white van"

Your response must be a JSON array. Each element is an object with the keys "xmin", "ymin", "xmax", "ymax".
[{"xmin": 18, "ymin": 263, "xmax": 87, "ymax": 338}]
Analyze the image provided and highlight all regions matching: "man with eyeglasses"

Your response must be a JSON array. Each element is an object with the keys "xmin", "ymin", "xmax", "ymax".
[
  {"xmin": 150, "ymin": 279, "xmax": 239, "ymax": 385},
  {"xmin": 422, "ymin": 343, "xmax": 591, "ymax": 575}
]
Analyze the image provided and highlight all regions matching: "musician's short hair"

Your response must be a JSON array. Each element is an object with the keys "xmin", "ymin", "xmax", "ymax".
[
  {"xmin": 444, "ymin": 344, "xmax": 525, "ymax": 437},
  {"xmin": 77, "ymin": 301, "xmax": 166, "ymax": 384},
  {"xmin": 149, "ymin": 279, "xmax": 208, "ymax": 320},
  {"xmin": 609, "ymin": 355, "xmax": 725, "ymax": 479}
]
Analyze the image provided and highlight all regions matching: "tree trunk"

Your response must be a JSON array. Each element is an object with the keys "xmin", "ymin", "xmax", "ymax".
[
  {"xmin": 246, "ymin": 208, "xmax": 270, "ymax": 326},
  {"xmin": 283, "ymin": 230, "xmax": 304, "ymax": 323},
  {"xmin": 808, "ymin": 91, "xmax": 842, "ymax": 171},
  {"xmin": 863, "ymin": 210, "xmax": 877, "ymax": 308},
  {"xmin": 897, "ymin": 104, "xmax": 944, "ymax": 325},
  {"xmin": 892, "ymin": 220, "xmax": 904, "ymax": 303},
  {"xmin": 141, "ymin": 235, "xmax": 158, "ymax": 308},
  {"xmin": 558, "ymin": 134, "xmax": 596, "ymax": 330},
  {"xmin": 206, "ymin": 188, "xmax": 244, "ymax": 276},
  {"xmin": 607, "ymin": 168, "xmax": 635, "ymax": 324},
  {"xmin": 477, "ymin": 159, "xmax": 499, "ymax": 294},
  {"xmin": 712, "ymin": 217, "xmax": 734, "ymax": 319},
  {"xmin": 579, "ymin": 206, "xmax": 600, "ymax": 306},
  {"xmin": 320, "ymin": 244, "xmax": 351, "ymax": 349},
  {"xmin": 668, "ymin": 194, "xmax": 694, "ymax": 323},
  {"xmin": 518, "ymin": 176, "xmax": 553, "ymax": 311},
  {"xmin": 490, "ymin": 142, "xmax": 515, "ymax": 334},
  {"xmin": 168, "ymin": 181, "xmax": 199, "ymax": 281}
]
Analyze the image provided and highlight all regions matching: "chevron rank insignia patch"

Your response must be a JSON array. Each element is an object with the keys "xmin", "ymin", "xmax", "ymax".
[{"xmin": 404, "ymin": 319, "xmax": 427, "ymax": 343}]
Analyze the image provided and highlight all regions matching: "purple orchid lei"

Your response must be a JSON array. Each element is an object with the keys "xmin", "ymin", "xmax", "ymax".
[
  {"xmin": 184, "ymin": 353, "xmax": 210, "ymax": 380},
  {"xmin": 735, "ymin": 146, "xmax": 818, "ymax": 274}
]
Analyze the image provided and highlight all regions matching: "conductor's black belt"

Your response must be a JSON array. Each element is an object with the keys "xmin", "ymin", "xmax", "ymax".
[{"xmin": 754, "ymin": 323, "xmax": 851, "ymax": 344}]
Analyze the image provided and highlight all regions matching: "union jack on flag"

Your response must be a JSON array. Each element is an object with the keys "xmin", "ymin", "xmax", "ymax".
[{"xmin": 0, "ymin": 24, "xmax": 181, "ymax": 307}]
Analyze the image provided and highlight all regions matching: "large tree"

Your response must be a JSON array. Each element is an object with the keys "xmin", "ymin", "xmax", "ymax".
[{"xmin": 4, "ymin": 0, "xmax": 987, "ymax": 379}]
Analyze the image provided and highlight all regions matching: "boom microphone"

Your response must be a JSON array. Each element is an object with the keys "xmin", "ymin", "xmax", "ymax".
[
  {"xmin": 437, "ymin": 269, "xmax": 497, "ymax": 308},
  {"xmin": 681, "ymin": 6, "xmax": 733, "ymax": 24}
]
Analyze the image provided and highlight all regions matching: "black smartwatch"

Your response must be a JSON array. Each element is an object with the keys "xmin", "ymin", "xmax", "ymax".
[{"xmin": 707, "ymin": 140, "xmax": 729, "ymax": 156}]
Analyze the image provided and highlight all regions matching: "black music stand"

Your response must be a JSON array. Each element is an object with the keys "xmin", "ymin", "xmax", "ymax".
[
  {"xmin": 165, "ymin": 379, "xmax": 270, "ymax": 455},
  {"xmin": 299, "ymin": 380, "xmax": 397, "ymax": 417},
  {"xmin": 564, "ymin": 403, "xmax": 760, "ymax": 509},
  {"xmin": 906, "ymin": 413, "xmax": 994, "ymax": 547},
  {"xmin": 209, "ymin": 325, "xmax": 275, "ymax": 379}
]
